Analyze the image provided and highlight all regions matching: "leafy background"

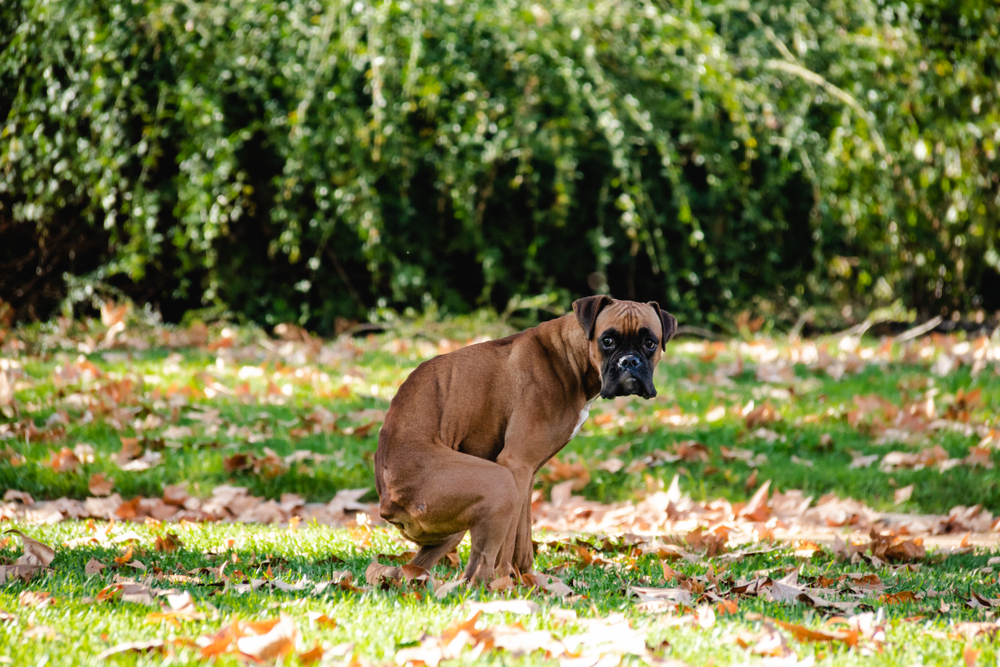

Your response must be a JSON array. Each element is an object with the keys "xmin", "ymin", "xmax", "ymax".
[{"xmin": 1, "ymin": 0, "xmax": 998, "ymax": 332}]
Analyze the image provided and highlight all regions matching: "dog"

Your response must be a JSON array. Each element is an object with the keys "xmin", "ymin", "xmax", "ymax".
[{"xmin": 374, "ymin": 296, "xmax": 677, "ymax": 582}]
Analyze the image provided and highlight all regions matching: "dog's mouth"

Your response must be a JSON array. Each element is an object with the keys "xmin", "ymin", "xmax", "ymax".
[{"xmin": 600, "ymin": 371, "xmax": 657, "ymax": 400}]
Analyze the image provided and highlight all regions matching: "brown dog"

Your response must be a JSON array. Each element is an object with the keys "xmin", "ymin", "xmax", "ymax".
[{"xmin": 374, "ymin": 296, "xmax": 677, "ymax": 582}]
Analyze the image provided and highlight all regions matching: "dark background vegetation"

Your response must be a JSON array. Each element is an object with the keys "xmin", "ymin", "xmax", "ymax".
[{"xmin": 1, "ymin": 0, "xmax": 998, "ymax": 333}]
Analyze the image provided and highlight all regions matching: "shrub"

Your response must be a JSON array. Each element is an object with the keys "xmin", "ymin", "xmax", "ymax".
[{"xmin": 1, "ymin": 0, "xmax": 998, "ymax": 330}]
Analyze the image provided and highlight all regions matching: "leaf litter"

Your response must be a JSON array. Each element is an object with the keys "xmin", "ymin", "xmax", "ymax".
[{"xmin": 2, "ymin": 318, "xmax": 1000, "ymax": 665}]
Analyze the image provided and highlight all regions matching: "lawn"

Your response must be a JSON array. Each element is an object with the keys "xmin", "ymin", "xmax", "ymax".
[{"xmin": 1, "ymin": 313, "xmax": 999, "ymax": 666}]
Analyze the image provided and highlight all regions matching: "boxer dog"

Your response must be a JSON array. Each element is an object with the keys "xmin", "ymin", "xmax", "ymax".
[{"xmin": 374, "ymin": 296, "xmax": 677, "ymax": 582}]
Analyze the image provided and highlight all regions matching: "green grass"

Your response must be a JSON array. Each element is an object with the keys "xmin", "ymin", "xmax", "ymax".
[
  {"xmin": 2, "ymin": 522, "xmax": 1000, "ymax": 666},
  {"xmin": 2, "ymin": 317, "xmax": 1000, "ymax": 665}
]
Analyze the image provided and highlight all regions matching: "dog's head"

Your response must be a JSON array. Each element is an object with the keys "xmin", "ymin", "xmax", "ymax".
[{"xmin": 573, "ymin": 295, "xmax": 677, "ymax": 400}]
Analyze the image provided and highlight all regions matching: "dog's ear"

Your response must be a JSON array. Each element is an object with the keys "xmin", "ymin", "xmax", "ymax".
[
  {"xmin": 573, "ymin": 295, "xmax": 613, "ymax": 340},
  {"xmin": 647, "ymin": 301, "xmax": 678, "ymax": 349}
]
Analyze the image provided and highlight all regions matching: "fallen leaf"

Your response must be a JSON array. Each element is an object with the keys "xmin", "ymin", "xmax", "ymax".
[
  {"xmin": 116, "ymin": 437, "xmax": 143, "ymax": 466},
  {"xmin": 89, "ymin": 472, "xmax": 115, "ymax": 496},
  {"xmin": 115, "ymin": 498, "xmax": 142, "ymax": 520},
  {"xmin": 5, "ymin": 530, "xmax": 56, "ymax": 567},
  {"xmin": 468, "ymin": 599, "xmax": 540, "ymax": 615},
  {"xmin": 539, "ymin": 457, "xmax": 591, "ymax": 490},
  {"xmin": 154, "ymin": 533, "xmax": 183, "ymax": 553},
  {"xmin": 2, "ymin": 490, "xmax": 33, "ymax": 505},
  {"xmin": 488, "ymin": 575, "xmax": 515, "ymax": 592},
  {"xmin": 298, "ymin": 644, "xmax": 325, "ymax": 666},
  {"xmin": 774, "ymin": 619, "xmax": 858, "ymax": 647},
  {"xmin": 894, "ymin": 485, "xmax": 914, "ymax": 505},
  {"xmin": 114, "ymin": 545, "xmax": 135, "ymax": 566},
  {"xmin": 434, "ymin": 579, "xmax": 464, "ymax": 599},
  {"xmin": 739, "ymin": 480, "xmax": 772, "ymax": 522},
  {"xmin": 19, "ymin": 591, "xmax": 54, "ymax": 607},
  {"xmin": 629, "ymin": 586, "xmax": 693, "ymax": 608},
  {"xmin": 49, "ymin": 447, "xmax": 81, "ymax": 472},
  {"xmin": 401, "ymin": 563, "xmax": 435, "ymax": 588},
  {"xmin": 881, "ymin": 591, "xmax": 919, "ymax": 605},
  {"xmin": 521, "ymin": 572, "xmax": 573, "ymax": 597},
  {"xmin": 307, "ymin": 612, "xmax": 337, "ymax": 628},
  {"xmin": 85, "ymin": 558, "xmax": 107, "ymax": 576},
  {"xmin": 365, "ymin": 560, "xmax": 402, "ymax": 588},
  {"xmin": 96, "ymin": 640, "xmax": 165, "ymax": 660}
]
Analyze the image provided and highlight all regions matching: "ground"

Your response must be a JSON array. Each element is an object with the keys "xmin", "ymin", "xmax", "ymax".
[{"xmin": 0, "ymin": 313, "xmax": 999, "ymax": 666}]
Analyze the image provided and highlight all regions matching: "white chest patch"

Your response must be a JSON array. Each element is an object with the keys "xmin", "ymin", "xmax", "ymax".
[{"xmin": 570, "ymin": 399, "xmax": 595, "ymax": 440}]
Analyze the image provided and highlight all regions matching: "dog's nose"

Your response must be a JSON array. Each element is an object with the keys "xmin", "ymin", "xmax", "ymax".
[{"xmin": 618, "ymin": 354, "xmax": 641, "ymax": 370}]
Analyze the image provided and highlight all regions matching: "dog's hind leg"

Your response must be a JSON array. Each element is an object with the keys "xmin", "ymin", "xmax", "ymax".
[
  {"xmin": 379, "ymin": 446, "xmax": 519, "ymax": 584},
  {"xmin": 409, "ymin": 531, "xmax": 465, "ymax": 570}
]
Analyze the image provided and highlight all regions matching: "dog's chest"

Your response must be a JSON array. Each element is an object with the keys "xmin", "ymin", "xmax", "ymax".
[{"xmin": 569, "ymin": 399, "xmax": 595, "ymax": 440}]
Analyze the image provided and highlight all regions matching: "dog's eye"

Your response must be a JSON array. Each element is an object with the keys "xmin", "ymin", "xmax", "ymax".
[
  {"xmin": 601, "ymin": 336, "xmax": 615, "ymax": 348},
  {"xmin": 644, "ymin": 339, "xmax": 657, "ymax": 351}
]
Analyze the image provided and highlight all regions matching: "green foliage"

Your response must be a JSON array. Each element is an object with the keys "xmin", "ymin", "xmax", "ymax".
[{"xmin": 1, "ymin": 0, "xmax": 998, "ymax": 330}]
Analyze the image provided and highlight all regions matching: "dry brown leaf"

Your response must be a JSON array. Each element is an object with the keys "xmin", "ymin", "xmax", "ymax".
[
  {"xmin": 3, "ymin": 489, "xmax": 33, "ymax": 505},
  {"xmin": 113, "ymin": 545, "xmax": 135, "ymax": 566},
  {"xmin": 344, "ymin": 421, "xmax": 378, "ymax": 438},
  {"xmin": 146, "ymin": 592, "xmax": 206, "ymax": 625},
  {"xmin": 307, "ymin": 612, "xmax": 337, "ymax": 628},
  {"xmin": 199, "ymin": 621, "xmax": 242, "ymax": 659},
  {"xmin": 49, "ymin": 447, "xmax": 81, "ymax": 472},
  {"xmin": 521, "ymin": 571, "xmax": 573, "ymax": 597},
  {"xmin": 767, "ymin": 578, "xmax": 804, "ymax": 603},
  {"xmin": 881, "ymin": 591, "xmax": 919, "ymax": 605},
  {"xmin": 298, "ymin": 644, "xmax": 325, "ymax": 666},
  {"xmin": 96, "ymin": 640, "xmax": 165, "ymax": 660},
  {"xmin": 235, "ymin": 614, "xmax": 299, "ymax": 660},
  {"xmin": 696, "ymin": 605, "xmax": 716, "ymax": 629},
  {"xmin": 716, "ymin": 599, "xmax": 739, "ymax": 616},
  {"xmin": 162, "ymin": 483, "xmax": 189, "ymax": 506},
  {"xmin": 966, "ymin": 591, "xmax": 1000, "ymax": 609},
  {"xmin": 775, "ymin": 619, "xmax": 858, "ymax": 647},
  {"xmin": 739, "ymin": 480, "xmax": 772, "ymax": 522},
  {"xmin": 894, "ymin": 485, "xmax": 914, "ymax": 505},
  {"xmin": 539, "ymin": 457, "xmax": 591, "ymax": 490},
  {"xmin": 116, "ymin": 437, "xmax": 143, "ymax": 466},
  {"xmin": 401, "ymin": 563, "xmax": 435, "ymax": 588},
  {"xmin": 19, "ymin": 591, "xmax": 54, "ymax": 607},
  {"xmin": 673, "ymin": 440, "xmax": 710, "ymax": 462},
  {"xmin": 85, "ymin": 558, "xmax": 107, "ymax": 576},
  {"xmin": 733, "ymin": 623, "xmax": 794, "ymax": 658},
  {"xmin": 88, "ymin": 472, "xmax": 115, "ymax": 496},
  {"xmin": 121, "ymin": 582, "xmax": 155, "ymax": 605},
  {"xmin": 394, "ymin": 611, "xmax": 486, "ymax": 667},
  {"xmin": 488, "ymin": 575, "xmax": 516, "ymax": 592},
  {"xmin": 434, "ymin": 579, "xmax": 464, "ymax": 599},
  {"xmin": 743, "ymin": 400, "xmax": 780, "ymax": 428},
  {"xmin": 154, "ymin": 533, "xmax": 183, "ymax": 553},
  {"xmin": 223, "ymin": 453, "xmax": 253, "ymax": 473},
  {"xmin": 629, "ymin": 586, "xmax": 693, "ymax": 607},
  {"xmin": 468, "ymin": 599, "xmax": 540, "ymax": 615},
  {"xmin": 868, "ymin": 532, "xmax": 926, "ymax": 563},
  {"xmin": 115, "ymin": 498, "xmax": 142, "ymax": 520},
  {"xmin": 365, "ymin": 560, "xmax": 402, "ymax": 588},
  {"xmin": 253, "ymin": 448, "xmax": 289, "ymax": 477},
  {"xmin": 6, "ymin": 529, "xmax": 56, "ymax": 567},
  {"xmin": 96, "ymin": 583, "xmax": 123, "ymax": 603},
  {"xmin": 849, "ymin": 451, "xmax": 880, "ymax": 469},
  {"xmin": 952, "ymin": 622, "xmax": 1000, "ymax": 640}
]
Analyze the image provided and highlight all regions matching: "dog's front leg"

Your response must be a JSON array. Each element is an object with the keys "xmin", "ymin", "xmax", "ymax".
[
  {"xmin": 493, "ymin": 454, "xmax": 536, "ymax": 577},
  {"xmin": 510, "ymin": 472, "xmax": 536, "ymax": 575}
]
